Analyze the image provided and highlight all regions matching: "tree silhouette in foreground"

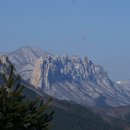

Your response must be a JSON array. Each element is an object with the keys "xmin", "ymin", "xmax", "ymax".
[{"xmin": 0, "ymin": 65, "xmax": 54, "ymax": 130}]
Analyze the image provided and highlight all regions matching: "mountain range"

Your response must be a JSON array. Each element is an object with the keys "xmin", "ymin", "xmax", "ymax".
[
  {"xmin": 0, "ymin": 53, "xmax": 127, "ymax": 130},
  {"xmin": 5, "ymin": 46, "xmax": 130, "ymax": 108}
]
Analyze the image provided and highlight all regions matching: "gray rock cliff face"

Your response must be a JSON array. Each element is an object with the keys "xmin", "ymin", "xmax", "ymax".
[{"xmin": 30, "ymin": 55, "xmax": 130, "ymax": 107}]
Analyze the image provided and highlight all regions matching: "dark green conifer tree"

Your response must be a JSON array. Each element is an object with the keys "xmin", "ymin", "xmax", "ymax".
[{"xmin": 0, "ymin": 65, "xmax": 54, "ymax": 130}]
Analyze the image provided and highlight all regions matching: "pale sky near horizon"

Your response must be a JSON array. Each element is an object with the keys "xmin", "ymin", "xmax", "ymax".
[{"xmin": 0, "ymin": 0, "xmax": 130, "ymax": 81}]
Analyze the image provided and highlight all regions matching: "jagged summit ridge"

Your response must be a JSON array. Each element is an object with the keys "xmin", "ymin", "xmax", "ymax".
[
  {"xmin": 31, "ymin": 55, "xmax": 110, "ymax": 87},
  {"xmin": 2, "ymin": 46, "xmax": 130, "ymax": 107},
  {"xmin": 30, "ymin": 54, "xmax": 130, "ymax": 107}
]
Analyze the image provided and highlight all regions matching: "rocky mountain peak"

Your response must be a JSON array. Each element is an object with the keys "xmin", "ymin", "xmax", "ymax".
[
  {"xmin": 3, "ymin": 46, "xmax": 130, "ymax": 107},
  {"xmin": 31, "ymin": 55, "xmax": 111, "ymax": 88},
  {"xmin": 30, "ymin": 55, "xmax": 127, "ymax": 107},
  {"xmin": 9, "ymin": 46, "xmax": 50, "ymax": 65},
  {"xmin": 8, "ymin": 46, "xmax": 50, "ymax": 81}
]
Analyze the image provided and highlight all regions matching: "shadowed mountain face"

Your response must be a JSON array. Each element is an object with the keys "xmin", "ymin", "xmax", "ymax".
[{"xmin": 5, "ymin": 46, "xmax": 130, "ymax": 108}]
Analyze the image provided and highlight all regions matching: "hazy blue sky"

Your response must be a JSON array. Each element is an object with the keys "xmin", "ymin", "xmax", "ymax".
[{"xmin": 0, "ymin": 0, "xmax": 130, "ymax": 80}]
